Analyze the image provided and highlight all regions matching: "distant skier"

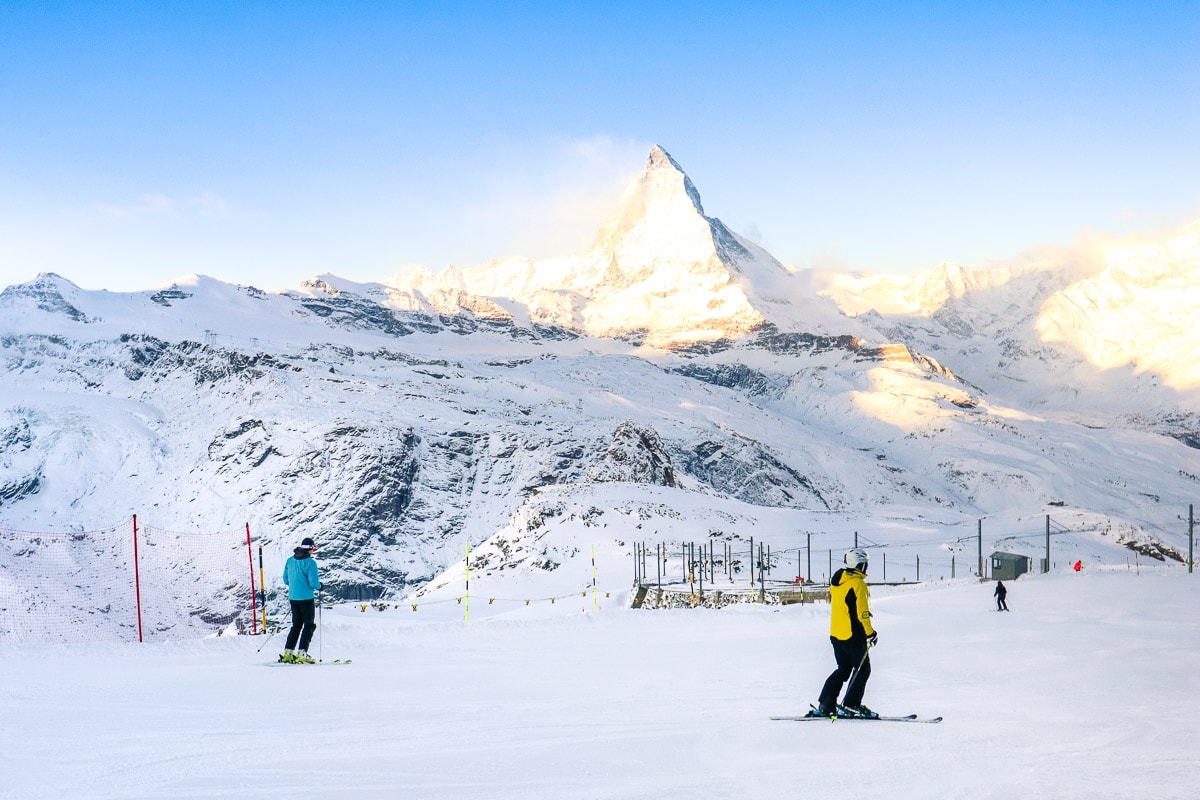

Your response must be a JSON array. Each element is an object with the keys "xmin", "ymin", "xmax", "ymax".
[
  {"xmin": 994, "ymin": 580, "xmax": 1008, "ymax": 611},
  {"xmin": 280, "ymin": 537, "xmax": 321, "ymax": 664},
  {"xmin": 811, "ymin": 548, "xmax": 878, "ymax": 718}
]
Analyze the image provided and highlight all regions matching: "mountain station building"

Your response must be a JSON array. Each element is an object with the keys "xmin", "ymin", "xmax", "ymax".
[{"xmin": 989, "ymin": 551, "xmax": 1030, "ymax": 581}]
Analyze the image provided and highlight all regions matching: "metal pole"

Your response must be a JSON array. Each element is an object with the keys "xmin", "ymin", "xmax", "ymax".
[
  {"xmin": 750, "ymin": 537, "xmax": 755, "ymax": 588},
  {"xmin": 689, "ymin": 543, "xmax": 695, "ymax": 598},
  {"xmin": 840, "ymin": 642, "xmax": 874, "ymax": 707},
  {"xmin": 978, "ymin": 519, "xmax": 983, "ymax": 577},
  {"xmin": 1189, "ymin": 504, "xmax": 1194, "ymax": 574},
  {"xmin": 1045, "ymin": 515, "xmax": 1051, "ymax": 574},
  {"xmin": 245, "ymin": 523, "xmax": 258, "ymax": 635},
  {"xmin": 132, "ymin": 514, "xmax": 143, "ymax": 644},
  {"xmin": 806, "ymin": 533, "xmax": 811, "ymax": 583},
  {"xmin": 759, "ymin": 543, "xmax": 766, "ymax": 601}
]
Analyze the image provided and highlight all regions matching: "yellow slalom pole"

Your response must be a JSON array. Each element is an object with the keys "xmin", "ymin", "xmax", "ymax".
[
  {"xmin": 258, "ymin": 544, "xmax": 268, "ymax": 631},
  {"xmin": 465, "ymin": 542, "xmax": 471, "ymax": 622}
]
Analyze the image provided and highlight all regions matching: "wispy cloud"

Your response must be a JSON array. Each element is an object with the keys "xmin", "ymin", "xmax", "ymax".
[
  {"xmin": 93, "ymin": 190, "xmax": 232, "ymax": 222},
  {"xmin": 459, "ymin": 135, "xmax": 650, "ymax": 260}
]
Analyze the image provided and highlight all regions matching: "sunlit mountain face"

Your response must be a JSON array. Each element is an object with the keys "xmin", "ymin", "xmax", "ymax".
[{"xmin": 1, "ymin": 147, "xmax": 1197, "ymax": 607}]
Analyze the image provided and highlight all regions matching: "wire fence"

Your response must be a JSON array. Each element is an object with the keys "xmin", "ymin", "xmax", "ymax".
[
  {"xmin": 630, "ymin": 505, "xmax": 1198, "ymax": 602},
  {"xmin": 0, "ymin": 517, "xmax": 259, "ymax": 644}
]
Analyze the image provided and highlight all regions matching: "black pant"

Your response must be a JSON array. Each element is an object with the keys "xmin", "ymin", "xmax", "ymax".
[
  {"xmin": 996, "ymin": 596, "xmax": 1008, "ymax": 611},
  {"xmin": 284, "ymin": 599, "xmax": 316, "ymax": 651},
  {"xmin": 818, "ymin": 636, "xmax": 871, "ymax": 709}
]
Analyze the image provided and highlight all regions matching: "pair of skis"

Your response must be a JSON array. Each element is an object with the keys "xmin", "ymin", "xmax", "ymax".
[
  {"xmin": 774, "ymin": 641, "xmax": 942, "ymax": 723},
  {"xmin": 771, "ymin": 708, "xmax": 942, "ymax": 724}
]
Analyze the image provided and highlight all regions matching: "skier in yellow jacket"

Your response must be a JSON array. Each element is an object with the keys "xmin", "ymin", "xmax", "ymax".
[{"xmin": 812, "ymin": 548, "xmax": 879, "ymax": 718}]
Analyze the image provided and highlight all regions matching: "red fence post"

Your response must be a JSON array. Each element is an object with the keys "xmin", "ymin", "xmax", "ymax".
[
  {"xmin": 133, "ymin": 514, "xmax": 144, "ymax": 643},
  {"xmin": 246, "ymin": 523, "xmax": 259, "ymax": 635}
]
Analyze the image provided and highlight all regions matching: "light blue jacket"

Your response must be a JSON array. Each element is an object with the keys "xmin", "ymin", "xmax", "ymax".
[{"xmin": 282, "ymin": 549, "xmax": 321, "ymax": 601}]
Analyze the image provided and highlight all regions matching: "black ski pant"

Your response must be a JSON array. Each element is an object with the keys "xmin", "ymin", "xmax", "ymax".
[
  {"xmin": 818, "ymin": 636, "xmax": 871, "ymax": 709},
  {"xmin": 996, "ymin": 596, "xmax": 1008, "ymax": 611},
  {"xmin": 284, "ymin": 598, "xmax": 316, "ymax": 652}
]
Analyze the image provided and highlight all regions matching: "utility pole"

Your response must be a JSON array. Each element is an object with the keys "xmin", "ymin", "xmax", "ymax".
[
  {"xmin": 1180, "ymin": 506, "xmax": 1190, "ymax": 575},
  {"xmin": 749, "ymin": 536, "xmax": 755, "ymax": 588},
  {"xmin": 1045, "ymin": 515, "xmax": 1051, "ymax": 573},
  {"xmin": 977, "ymin": 519, "xmax": 983, "ymax": 578},
  {"xmin": 806, "ymin": 533, "xmax": 811, "ymax": 584}
]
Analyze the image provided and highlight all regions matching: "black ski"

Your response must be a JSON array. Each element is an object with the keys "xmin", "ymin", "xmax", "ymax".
[{"xmin": 266, "ymin": 659, "xmax": 352, "ymax": 666}]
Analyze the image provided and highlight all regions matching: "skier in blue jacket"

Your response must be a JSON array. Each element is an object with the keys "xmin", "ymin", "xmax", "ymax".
[{"xmin": 280, "ymin": 537, "xmax": 321, "ymax": 663}]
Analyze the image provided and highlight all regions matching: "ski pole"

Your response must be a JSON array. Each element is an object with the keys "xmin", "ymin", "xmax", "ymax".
[
  {"xmin": 841, "ymin": 639, "xmax": 875, "ymax": 706},
  {"xmin": 317, "ymin": 588, "xmax": 323, "ymax": 663},
  {"xmin": 255, "ymin": 627, "xmax": 280, "ymax": 653}
]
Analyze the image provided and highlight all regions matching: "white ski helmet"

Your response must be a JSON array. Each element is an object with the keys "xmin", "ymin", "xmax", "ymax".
[{"xmin": 844, "ymin": 548, "xmax": 869, "ymax": 571}]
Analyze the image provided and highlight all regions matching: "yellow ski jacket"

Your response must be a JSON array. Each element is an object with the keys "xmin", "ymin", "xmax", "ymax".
[{"xmin": 829, "ymin": 567, "xmax": 875, "ymax": 641}]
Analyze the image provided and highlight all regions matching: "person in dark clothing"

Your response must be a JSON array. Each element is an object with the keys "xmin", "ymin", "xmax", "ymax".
[
  {"xmin": 280, "ymin": 537, "xmax": 321, "ymax": 664},
  {"xmin": 994, "ymin": 580, "xmax": 1008, "ymax": 611},
  {"xmin": 810, "ymin": 548, "xmax": 878, "ymax": 718}
]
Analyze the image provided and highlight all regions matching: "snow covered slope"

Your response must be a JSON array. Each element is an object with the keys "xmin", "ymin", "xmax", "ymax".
[
  {"xmin": 1, "ymin": 147, "xmax": 1198, "ymax": 617},
  {"xmin": 3, "ymin": 569, "xmax": 1198, "ymax": 799}
]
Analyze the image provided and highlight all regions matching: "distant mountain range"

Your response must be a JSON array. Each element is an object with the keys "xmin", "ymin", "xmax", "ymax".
[{"xmin": 2, "ymin": 146, "xmax": 1197, "ymax": 607}]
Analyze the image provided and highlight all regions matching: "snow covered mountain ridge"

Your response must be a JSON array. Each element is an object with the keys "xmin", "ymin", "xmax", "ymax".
[
  {"xmin": 385, "ymin": 145, "xmax": 844, "ymax": 346},
  {"xmin": 1, "ymin": 146, "xmax": 1198, "ymax": 616}
]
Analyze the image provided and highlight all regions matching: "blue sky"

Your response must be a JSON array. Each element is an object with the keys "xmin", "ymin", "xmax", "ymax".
[{"xmin": 1, "ymin": 1, "xmax": 1197, "ymax": 292}]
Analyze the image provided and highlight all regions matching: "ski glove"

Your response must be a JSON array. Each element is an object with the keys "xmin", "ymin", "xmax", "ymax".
[{"xmin": 866, "ymin": 632, "xmax": 879, "ymax": 647}]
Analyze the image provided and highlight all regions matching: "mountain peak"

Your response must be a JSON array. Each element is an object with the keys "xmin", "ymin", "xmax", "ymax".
[
  {"xmin": 644, "ymin": 145, "xmax": 705, "ymax": 215},
  {"xmin": 588, "ymin": 146, "xmax": 708, "ymax": 255},
  {"xmin": 402, "ymin": 144, "xmax": 820, "ymax": 344}
]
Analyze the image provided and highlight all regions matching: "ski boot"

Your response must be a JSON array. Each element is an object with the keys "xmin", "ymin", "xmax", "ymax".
[
  {"xmin": 805, "ymin": 704, "xmax": 839, "ymax": 718},
  {"xmin": 293, "ymin": 650, "xmax": 316, "ymax": 664},
  {"xmin": 278, "ymin": 649, "xmax": 296, "ymax": 663},
  {"xmin": 840, "ymin": 704, "xmax": 879, "ymax": 719}
]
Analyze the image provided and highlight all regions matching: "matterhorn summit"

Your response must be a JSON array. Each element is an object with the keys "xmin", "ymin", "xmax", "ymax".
[
  {"xmin": 569, "ymin": 145, "xmax": 810, "ymax": 343},
  {"xmin": 388, "ymin": 146, "xmax": 837, "ymax": 346}
]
